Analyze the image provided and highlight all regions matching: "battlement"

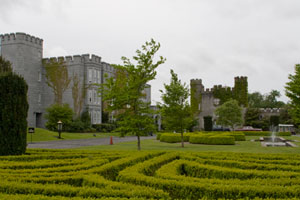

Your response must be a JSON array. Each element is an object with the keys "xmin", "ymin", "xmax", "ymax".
[
  {"xmin": 234, "ymin": 76, "xmax": 248, "ymax": 81},
  {"xmin": 259, "ymin": 108, "xmax": 282, "ymax": 113},
  {"xmin": 43, "ymin": 54, "xmax": 102, "ymax": 65},
  {"xmin": 212, "ymin": 85, "xmax": 233, "ymax": 92},
  {"xmin": 0, "ymin": 32, "xmax": 43, "ymax": 46},
  {"xmin": 190, "ymin": 79, "xmax": 202, "ymax": 85}
]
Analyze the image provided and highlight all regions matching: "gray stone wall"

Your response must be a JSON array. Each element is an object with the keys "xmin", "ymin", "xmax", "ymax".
[
  {"xmin": 0, "ymin": 32, "xmax": 153, "ymax": 128},
  {"xmin": 0, "ymin": 33, "xmax": 43, "ymax": 127}
]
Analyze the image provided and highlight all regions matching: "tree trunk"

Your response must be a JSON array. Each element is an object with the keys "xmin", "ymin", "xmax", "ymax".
[
  {"xmin": 181, "ymin": 132, "xmax": 184, "ymax": 148},
  {"xmin": 137, "ymin": 135, "xmax": 141, "ymax": 151}
]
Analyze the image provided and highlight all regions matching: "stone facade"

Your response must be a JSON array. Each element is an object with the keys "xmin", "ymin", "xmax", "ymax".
[
  {"xmin": 190, "ymin": 77, "xmax": 248, "ymax": 130},
  {"xmin": 0, "ymin": 32, "xmax": 151, "ymax": 128}
]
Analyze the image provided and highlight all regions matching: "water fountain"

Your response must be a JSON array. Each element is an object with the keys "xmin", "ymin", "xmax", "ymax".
[{"xmin": 260, "ymin": 126, "xmax": 296, "ymax": 147}]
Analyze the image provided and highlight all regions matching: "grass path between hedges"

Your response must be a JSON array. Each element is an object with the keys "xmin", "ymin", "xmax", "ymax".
[
  {"xmin": 26, "ymin": 128, "xmax": 119, "ymax": 142},
  {"xmin": 78, "ymin": 136, "xmax": 300, "ymax": 154}
]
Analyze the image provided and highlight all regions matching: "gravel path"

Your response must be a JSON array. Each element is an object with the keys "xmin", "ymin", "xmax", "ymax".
[{"xmin": 27, "ymin": 135, "xmax": 156, "ymax": 149}]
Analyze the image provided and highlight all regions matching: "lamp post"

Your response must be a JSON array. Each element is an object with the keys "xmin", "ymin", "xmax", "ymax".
[{"xmin": 57, "ymin": 120, "xmax": 63, "ymax": 139}]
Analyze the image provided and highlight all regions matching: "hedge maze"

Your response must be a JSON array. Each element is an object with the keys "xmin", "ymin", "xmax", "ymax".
[{"xmin": 1, "ymin": 150, "xmax": 300, "ymax": 199}]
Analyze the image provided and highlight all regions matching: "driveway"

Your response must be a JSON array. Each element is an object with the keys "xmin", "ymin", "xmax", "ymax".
[{"xmin": 27, "ymin": 135, "xmax": 156, "ymax": 149}]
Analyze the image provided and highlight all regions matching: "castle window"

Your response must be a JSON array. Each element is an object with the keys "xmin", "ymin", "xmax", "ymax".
[
  {"xmin": 94, "ymin": 69, "xmax": 97, "ymax": 83},
  {"xmin": 97, "ymin": 70, "xmax": 101, "ymax": 83},
  {"xmin": 88, "ymin": 90, "xmax": 92, "ymax": 104},
  {"xmin": 94, "ymin": 90, "xmax": 97, "ymax": 104},
  {"xmin": 88, "ymin": 69, "xmax": 92, "ymax": 83},
  {"xmin": 93, "ymin": 111, "xmax": 97, "ymax": 124}
]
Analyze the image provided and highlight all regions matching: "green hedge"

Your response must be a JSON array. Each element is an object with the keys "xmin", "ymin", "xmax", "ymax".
[
  {"xmin": 0, "ymin": 72, "xmax": 28, "ymax": 155},
  {"xmin": 160, "ymin": 133, "xmax": 181, "ymax": 143},
  {"xmin": 243, "ymin": 131, "xmax": 291, "ymax": 136},
  {"xmin": 223, "ymin": 132, "xmax": 246, "ymax": 141},
  {"xmin": 156, "ymin": 133, "xmax": 161, "ymax": 140},
  {"xmin": 189, "ymin": 134, "xmax": 235, "ymax": 145},
  {"xmin": 159, "ymin": 133, "xmax": 195, "ymax": 143}
]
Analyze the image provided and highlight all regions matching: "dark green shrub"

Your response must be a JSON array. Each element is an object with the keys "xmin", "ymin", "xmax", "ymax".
[
  {"xmin": 68, "ymin": 119, "xmax": 85, "ymax": 132},
  {"xmin": 0, "ymin": 72, "xmax": 28, "ymax": 155},
  {"xmin": 223, "ymin": 132, "xmax": 246, "ymax": 141},
  {"xmin": 45, "ymin": 104, "xmax": 73, "ymax": 131},
  {"xmin": 80, "ymin": 111, "xmax": 91, "ymax": 130},
  {"xmin": 92, "ymin": 123, "xmax": 116, "ymax": 132},
  {"xmin": 204, "ymin": 116, "xmax": 213, "ymax": 131},
  {"xmin": 243, "ymin": 131, "xmax": 291, "ymax": 136},
  {"xmin": 160, "ymin": 133, "xmax": 181, "ymax": 143},
  {"xmin": 156, "ymin": 133, "xmax": 162, "ymax": 140},
  {"xmin": 189, "ymin": 134, "xmax": 235, "ymax": 145}
]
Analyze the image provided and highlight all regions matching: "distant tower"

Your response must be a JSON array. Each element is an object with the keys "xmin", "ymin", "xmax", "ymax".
[
  {"xmin": 0, "ymin": 33, "xmax": 44, "ymax": 127},
  {"xmin": 190, "ymin": 79, "xmax": 204, "ymax": 115},
  {"xmin": 233, "ymin": 76, "xmax": 248, "ymax": 107}
]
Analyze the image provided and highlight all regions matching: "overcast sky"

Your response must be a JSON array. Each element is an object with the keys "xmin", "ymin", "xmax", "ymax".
[{"xmin": 1, "ymin": 0, "xmax": 300, "ymax": 104}]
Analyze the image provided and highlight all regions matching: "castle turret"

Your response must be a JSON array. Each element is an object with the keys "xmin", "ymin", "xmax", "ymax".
[
  {"xmin": 233, "ymin": 76, "xmax": 248, "ymax": 107},
  {"xmin": 190, "ymin": 79, "xmax": 204, "ymax": 114},
  {"xmin": 0, "ymin": 33, "xmax": 44, "ymax": 127}
]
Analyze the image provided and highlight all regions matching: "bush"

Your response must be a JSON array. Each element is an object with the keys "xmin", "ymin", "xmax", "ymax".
[
  {"xmin": 156, "ymin": 133, "xmax": 162, "ymax": 140},
  {"xmin": 0, "ymin": 72, "xmax": 29, "ymax": 155},
  {"xmin": 68, "ymin": 119, "xmax": 85, "ymax": 132},
  {"xmin": 189, "ymin": 134, "xmax": 235, "ymax": 145},
  {"xmin": 223, "ymin": 132, "xmax": 246, "ymax": 141},
  {"xmin": 160, "ymin": 133, "xmax": 181, "ymax": 143},
  {"xmin": 45, "ymin": 104, "xmax": 74, "ymax": 131},
  {"xmin": 80, "ymin": 111, "xmax": 91, "ymax": 130},
  {"xmin": 243, "ymin": 131, "xmax": 291, "ymax": 136},
  {"xmin": 92, "ymin": 123, "xmax": 116, "ymax": 133}
]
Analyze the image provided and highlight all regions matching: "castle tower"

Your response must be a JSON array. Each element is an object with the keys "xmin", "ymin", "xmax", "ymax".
[
  {"xmin": 233, "ymin": 76, "xmax": 248, "ymax": 107},
  {"xmin": 190, "ymin": 79, "xmax": 204, "ymax": 115},
  {"xmin": 0, "ymin": 33, "xmax": 44, "ymax": 127}
]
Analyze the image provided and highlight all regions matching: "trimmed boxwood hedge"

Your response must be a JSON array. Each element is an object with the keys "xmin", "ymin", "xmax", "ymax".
[
  {"xmin": 189, "ymin": 134, "xmax": 235, "ymax": 145},
  {"xmin": 222, "ymin": 132, "xmax": 246, "ymax": 141},
  {"xmin": 160, "ymin": 133, "xmax": 181, "ymax": 143},
  {"xmin": 243, "ymin": 131, "xmax": 291, "ymax": 136}
]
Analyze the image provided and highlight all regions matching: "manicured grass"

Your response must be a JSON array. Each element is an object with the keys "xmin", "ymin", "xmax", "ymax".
[
  {"xmin": 27, "ymin": 128, "xmax": 119, "ymax": 142},
  {"xmin": 79, "ymin": 135, "xmax": 300, "ymax": 154}
]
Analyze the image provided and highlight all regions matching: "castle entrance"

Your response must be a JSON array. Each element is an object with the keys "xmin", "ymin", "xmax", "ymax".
[{"xmin": 35, "ymin": 113, "xmax": 43, "ymax": 128}]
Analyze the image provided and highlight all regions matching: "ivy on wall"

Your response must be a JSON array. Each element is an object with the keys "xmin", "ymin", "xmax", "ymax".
[
  {"xmin": 190, "ymin": 84, "xmax": 202, "ymax": 114},
  {"xmin": 212, "ymin": 77, "xmax": 248, "ymax": 107},
  {"xmin": 212, "ymin": 86, "xmax": 233, "ymax": 105}
]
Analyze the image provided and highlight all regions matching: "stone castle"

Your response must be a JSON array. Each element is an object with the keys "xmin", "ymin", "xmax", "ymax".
[
  {"xmin": 190, "ymin": 76, "xmax": 248, "ymax": 130},
  {"xmin": 0, "ymin": 32, "xmax": 151, "ymax": 128}
]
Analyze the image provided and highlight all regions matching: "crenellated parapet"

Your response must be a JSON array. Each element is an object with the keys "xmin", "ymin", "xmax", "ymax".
[
  {"xmin": 42, "ymin": 54, "xmax": 102, "ymax": 65},
  {"xmin": 0, "ymin": 32, "xmax": 43, "ymax": 47},
  {"xmin": 259, "ymin": 108, "xmax": 282, "ymax": 113}
]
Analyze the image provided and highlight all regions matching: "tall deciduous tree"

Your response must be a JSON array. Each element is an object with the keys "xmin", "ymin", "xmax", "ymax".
[
  {"xmin": 100, "ymin": 39, "xmax": 166, "ymax": 150},
  {"xmin": 72, "ymin": 73, "xmax": 85, "ymax": 117},
  {"xmin": 215, "ymin": 99, "xmax": 243, "ymax": 130},
  {"xmin": 285, "ymin": 64, "xmax": 300, "ymax": 126},
  {"xmin": 160, "ymin": 70, "xmax": 193, "ymax": 147},
  {"xmin": 43, "ymin": 59, "xmax": 71, "ymax": 105}
]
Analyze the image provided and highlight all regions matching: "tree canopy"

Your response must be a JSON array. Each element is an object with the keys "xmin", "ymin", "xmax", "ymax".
[
  {"xmin": 285, "ymin": 64, "xmax": 300, "ymax": 126},
  {"xmin": 99, "ymin": 39, "xmax": 166, "ymax": 150},
  {"xmin": 43, "ymin": 59, "xmax": 71, "ymax": 105},
  {"xmin": 248, "ymin": 90, "xmax": 285, "ymax": 108},
  {"xmin": 160, "ymin": 69, "xmax": 193, "ymax": 147},
  {"xmin": 215, "ymin": 99, "xmax": 243, "ymax": 130}
]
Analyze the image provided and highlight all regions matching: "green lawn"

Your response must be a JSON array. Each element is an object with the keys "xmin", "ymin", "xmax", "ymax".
[
  {"xmin": 27, "ymin": 128, "xmax": 119, "ymax": 142},
  {"xmin": 79, "ymin": 135, "xmax": 300, "ymax": 154}
]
